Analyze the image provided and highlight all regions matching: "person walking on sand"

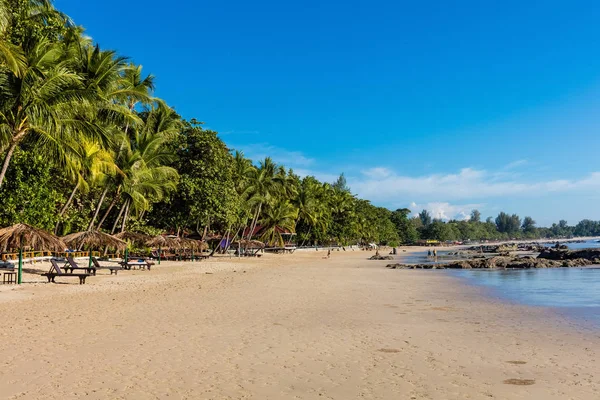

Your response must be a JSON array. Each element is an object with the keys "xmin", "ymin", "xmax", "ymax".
[
  {"xmin": 327, "ymin": 249, "xmax": 331, "ymax": 258},
  {"xmin": 428, "ymin": 249, "xmax": 432, "ymax": 257},
  {"xmin": 433, "ymin": 248, "xmax": 437, "ymax": 257}
]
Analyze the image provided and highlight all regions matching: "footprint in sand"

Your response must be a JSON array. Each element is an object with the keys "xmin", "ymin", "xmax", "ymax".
[
  {"xmin": 383, "ymin": 304, "xmax": 399, "ymax": 308},
  {"xmin": 378, "ymin": 348, "xmax": 401, "ymax": 353},
  {"xmin": 503, "ymin": 379, "xmax": 535, "ymax": 385},
  {"xmin": 506, "ymin": 361, "xmax": 527, "ymax": 365}
]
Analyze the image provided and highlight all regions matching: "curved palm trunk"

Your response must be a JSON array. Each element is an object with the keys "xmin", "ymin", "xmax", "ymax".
[
  {"xmin": 87, "ymin": 186, "xmax": 108, "ymax": 231},
  {"xmin": 55, "ymin": 183, "xmax": 79, "ymax": 233},
  {"xmin": 111, "ymin": 201, "xmax": 127, "ymax": 234},
  {"xmin": 247, "ymin": 203, "xmax": 262, "ymax": 240},
  {"xmin": 0, "ymin": 130, "xmax": 26, "ymax": 189},
  {"xmin": 120, "ymin": 199, "xmax": 131, "ymax": 233},
  {"xmin": 97, "ymin": 196, "xmax": 117, "ymax": 230}
]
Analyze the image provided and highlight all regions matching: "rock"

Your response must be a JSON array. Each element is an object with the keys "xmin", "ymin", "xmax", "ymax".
[
  {"xmin": 386, "ymin": 255, "xmax": 592, "ymax": 270},
  {"xmin": 370, "ymin": 255, "xmax": 394, "ymax": 260}
]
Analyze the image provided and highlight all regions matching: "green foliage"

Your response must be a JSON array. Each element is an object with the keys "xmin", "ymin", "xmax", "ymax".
[
  {"xmin": 0, "ymin": 148, "xmax": 63, "ymax": 230},
  {"xmin": 0, "ymin": 0, "xmax": 596, "ymax": 248},
  {"xmin": 148, "ymin": 122, "xmax": 237, "ymax": 232}
]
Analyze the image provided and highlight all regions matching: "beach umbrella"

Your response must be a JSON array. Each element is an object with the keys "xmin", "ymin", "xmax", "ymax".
[
  {"xmin": 146, "ymin": 235, "xmax": 182, "ymax": 264},
  {"xmin": 114, "ymin": 231, "xmax": 152, "ymax": 246},
  {"xmin": 179, "ymin": 238, "xmax": 209, "ymax": 261},
  {"xmin": 63, "ymin": 230, "xmax": 127, "ymax": 268},
  {"xmin": 114, "ymin": 231, "xmax": 151, "ymax": 262},
  {"xmin": 0, "ymin": 224, "xmax": 66, "ymax": 284}
]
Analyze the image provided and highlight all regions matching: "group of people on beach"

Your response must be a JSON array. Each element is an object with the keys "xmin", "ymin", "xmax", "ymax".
[{"xmin": 428, "ymin": 249, "xmax": 438, "ymax": 257}]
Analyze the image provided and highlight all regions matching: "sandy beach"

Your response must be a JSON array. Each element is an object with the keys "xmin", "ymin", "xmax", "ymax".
[{"xmin": 0, "ymin": 249, "xmax": 598, "ymax": 399}]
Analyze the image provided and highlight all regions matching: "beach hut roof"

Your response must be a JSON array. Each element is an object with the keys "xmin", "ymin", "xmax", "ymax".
[
  {"xmin": 114, "ymin": 231, "xmax": 152, "ymax": 245},
  {"xmin": 62, "ymin": 230, "xmax": 127, "ymax": 250},
  {"xmin": 232, "ymin": 239, "xmax": 265, "ymax": 249},
  {"xmin": 146, "ymin": 235, "xmax": 182, "ymax": 249},
  {"xmin": 0, "ymin": 223, "xmax": 66, "ymax": 251}
]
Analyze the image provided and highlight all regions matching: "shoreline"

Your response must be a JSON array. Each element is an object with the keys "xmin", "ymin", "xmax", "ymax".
[{"xmin": 1, "ymin": 250, "xmax": 598, "ymax": 398}]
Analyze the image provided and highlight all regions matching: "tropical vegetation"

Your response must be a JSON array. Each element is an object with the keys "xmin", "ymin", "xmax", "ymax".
[{"xmin": 0, "ymin": 1, "xmax": 596, "ymax": 248}]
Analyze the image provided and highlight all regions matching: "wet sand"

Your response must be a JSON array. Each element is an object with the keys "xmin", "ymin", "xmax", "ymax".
[{"xmin": 0, "ymin": 250, "xmax": 598, "ymax": 399}]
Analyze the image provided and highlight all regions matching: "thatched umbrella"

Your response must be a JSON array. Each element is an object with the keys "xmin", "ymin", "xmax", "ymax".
[
  {"xmin": 114, "ymin": 231, "xmax": 152, "ymax": 247},
  {"xmin": 63, "ymin": 231, "xmax": 127, "ymax": 268},
  {"xmin": 231, "ymin": 239, "xmax": 265, "ymax": 257},
  {"xmin": 146, "ymin": 235, "xmax": 182, "ymax": 264},
  {"xmin": 178, "ymin": 238, "xmax": 209, "ymax": 261},
  {"xmin": 0, "ymin": 224, "xmax": 66, "ymax": 284}
]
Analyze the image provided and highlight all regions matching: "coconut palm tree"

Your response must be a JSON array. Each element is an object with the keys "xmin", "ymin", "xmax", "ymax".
[
  {"xmin": 244, "ymin": 157, "xmax": 285, "ymax": 239},
  {"xmin": 259, "ymin": 200, "xmax": 298, "ymax": 247},
  {"xmin": 0, "ymin": 35, "xmax": 106, "ymax": 188},
  {"xmin": 95, "ymin": 103, "xmax": 180, "ymax": 233},
  {"xmin": 55, "ymin": 139, "xmax": 118, "ymax": 233}
]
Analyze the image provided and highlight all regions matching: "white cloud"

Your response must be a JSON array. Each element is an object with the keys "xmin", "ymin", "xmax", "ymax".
[
  {"xmin": 362, "ymin": 167, "xmax": 393, "ymax": 179},
  {"xmin": 235, "ymin": 143, "xmax": 315, "ymax": 167},
  {"xmin": 293, "ymin": 168, "xmax": 340, "ymax": 184},
  {"xmin": 349, "ymin": 168, "xmax": 600, "ymax": 204},
  {"xmin": 503, "ymin": 159, "xmax": 528, "ymax": 170},
  {"xmin": 409, "ymin": 202, "xmax": 484, "ymax": 221}
]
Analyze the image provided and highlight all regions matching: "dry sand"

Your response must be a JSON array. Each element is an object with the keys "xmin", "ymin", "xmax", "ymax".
[{"xmin": 0, "ymin": 249, "xmax": 598, "ymax": 399}]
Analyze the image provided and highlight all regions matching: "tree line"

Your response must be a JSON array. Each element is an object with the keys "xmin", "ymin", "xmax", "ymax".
[
  {"xmin": 391, "ymin": 209, "xmax": 600, "ymax": 243},
  {"xmin": 1, "ymin": 1, "xmax": 597, "ymax": 248}
]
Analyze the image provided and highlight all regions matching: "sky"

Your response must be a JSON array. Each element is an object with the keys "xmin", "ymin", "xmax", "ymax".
[{"xmin": 55, "ymin": 0, "xmax": 600, "ymax": 226}]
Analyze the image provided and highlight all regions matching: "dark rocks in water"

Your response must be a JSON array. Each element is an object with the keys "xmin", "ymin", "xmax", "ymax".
[
  {"xmin": 386, "ymin": 255, "xmax": 593, "ymax": 270},
  {"xmin": 537, "ymin": 248, "xmax": 600, "ymax": 261},
  {"xmin": 369, "ymin": 254, "xmax": 394, "ymax": 260}
]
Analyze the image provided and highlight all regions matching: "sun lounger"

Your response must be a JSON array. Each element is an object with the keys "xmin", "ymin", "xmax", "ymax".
[
  {"xmin": 120, "ymin": 259, "xmax": 154, "ymax": 270},
  {"xmin": 41, "ymin": 259, "xmax": 90, "ymax": 284},
  {"xmin": 65, "ymin": 256, "xmax": 96, "ymax": 275},
  {"xmin": 92, "ymin": 257, "xmax": 122, "ymax": 275}
]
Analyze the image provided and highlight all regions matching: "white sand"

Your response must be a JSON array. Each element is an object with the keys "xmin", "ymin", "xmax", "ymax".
[{"xmin": 0, "ymin": 250, "xmax": 598, "ymax": 399}]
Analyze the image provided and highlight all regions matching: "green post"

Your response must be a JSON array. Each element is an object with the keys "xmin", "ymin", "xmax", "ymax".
[
  {"xmin": 17, "ymin": 247, "xmax": 23, "ymax": 284},
  {"xmin": 125, "ymin": 248, "xmax": 129, "ymax": 263},
  {"xmin": 88, "ymin": 249, "xmax": 93, "ymax": 269},
  {"xmin": 158, "ymin": 246, "xmax": 161, "ymax": 265}
]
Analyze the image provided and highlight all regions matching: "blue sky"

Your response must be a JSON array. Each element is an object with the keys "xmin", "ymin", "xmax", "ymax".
[{"xmin": 55, "ymin": 0, "xmax": 600, "ymax": 226}]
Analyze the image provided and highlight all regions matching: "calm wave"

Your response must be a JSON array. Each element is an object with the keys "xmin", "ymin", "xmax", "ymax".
[{"xmin": 450, "ymin": 268, "xmax": 600, "ymax": 327}]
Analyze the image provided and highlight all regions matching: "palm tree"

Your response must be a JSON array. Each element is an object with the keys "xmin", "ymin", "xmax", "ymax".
[
  {"xmin": 0, "ymin": 35, "xmax": 108, "ymax": 188},
  {"xmin": 244, "ymin": 157, "xmax": 286, "ymax": 240},
  {"xmin": 95, "ymin": 103, "xmax": 180, "ymax": 233},
  {"xmin": 259, "ymin": 200, "xmax": 298, "ymax": 247},
  {"xmin": 55, "ymin": 139, "xmax": 118, "ymax": 233}
]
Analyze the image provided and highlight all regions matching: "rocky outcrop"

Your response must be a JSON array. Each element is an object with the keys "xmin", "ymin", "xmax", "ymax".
[
  {"xmin": 369, "ymin": 254, "xmax": 394, "ymax": 260},
  {"xmin": 537, "ymin": 248, "xmax": 600, "ymax": 263},
  {"xmin": 386, "ymin": 256, "xmax": 594, "ymax": 270}
]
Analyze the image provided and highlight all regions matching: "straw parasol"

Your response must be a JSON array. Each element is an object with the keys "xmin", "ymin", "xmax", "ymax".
[
  {"xmin": 114, "ymin": 231, "xmax": 152, "ymax": 246},
  {"xmin": 145, "ymin": 235, "xmax": 183, "ymax": 264},
  {"xmin": 146, "ymin": 235, "xmax": 182, "ymax": 249},
  {"xmin": 62, "ymin": 230, "xmax": 127, "ymax": 267},
  {"xmin": 0, "ymin": 224, "xmax": 66, "ymax": 284}
]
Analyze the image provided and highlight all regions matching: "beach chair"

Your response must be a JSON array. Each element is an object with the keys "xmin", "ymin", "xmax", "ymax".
[
  {"xmin": 92, "ymin": 257, "xmax": 122, "ymax": 275},
  {"xmin": 120, "ymin": 258, "xmax": 154, "ymax": 270},
  {"xmin": 65, "ymin": 256, "xmax": 97, "ymax": 275},
  {"xmin": 41, "ymin": 259, "xmax": 91, "ymax": 284}
]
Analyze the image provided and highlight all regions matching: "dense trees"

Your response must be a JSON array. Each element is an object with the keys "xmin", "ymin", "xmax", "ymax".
[{"xmin": 0, "ymin": 1, "xmax": 597, "ymax": 248}]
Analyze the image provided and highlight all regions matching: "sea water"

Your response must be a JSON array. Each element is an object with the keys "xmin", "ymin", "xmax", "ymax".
[{"xmin": 451, "ymin": 267, "xmax": 600, "ymax": 327}]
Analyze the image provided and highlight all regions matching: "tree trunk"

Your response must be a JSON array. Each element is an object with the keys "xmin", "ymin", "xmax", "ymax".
[
  {"xmin": 55, "ymin": 183, "xmax": 79, "ymax": 233},
  {"xmin": 247, "ymin": 204, "xmax": 262, "ymax": 240},
  {"xmin": 120, "ymin": 199, "xmax": 130, "ymax": 233},
  {"xmin": 97, "ymin": 189, "xmax": 120, "ymax": 230},
  {"xmin": 0, "ymin": 130, "xmax": 26, "ymax": 189},
  {"xmin": 111, "ymin": 201, "xmax": 127, "ymax": 234},
  {"xmin": 87, "ymin": 186, "xmax": 108, "ymax": 231}
]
